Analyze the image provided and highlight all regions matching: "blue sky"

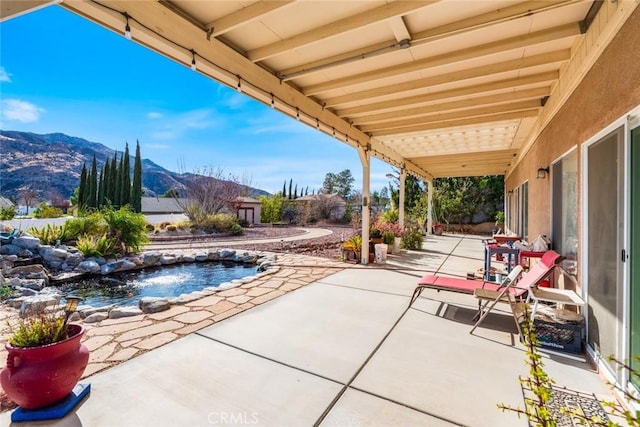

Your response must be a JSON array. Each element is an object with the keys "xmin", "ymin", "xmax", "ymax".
[{"xmin": 0, "ymin": 5, "xmax": 393, "ymax": 195}]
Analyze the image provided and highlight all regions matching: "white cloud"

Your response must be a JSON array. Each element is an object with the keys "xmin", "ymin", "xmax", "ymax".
[
  {"xmin": 148, "ymin": 108, "xmax": 218, "ymax": 140},
  {"xmin": 0, "ymin": 67, "xmax": 11, "ymax": 82},
  {"xmin": 147, "ymin": 111, "xmax": 163, "ymax": 119},
  {"xmin": 146, "ymin": 143, "xmax": 171, "ymax": 150},
  {"xmin": 1, "ymin": 99, "xmax": 44, "ymax": 123}
]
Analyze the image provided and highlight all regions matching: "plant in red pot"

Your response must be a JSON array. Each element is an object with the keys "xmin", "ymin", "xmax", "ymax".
[{"xmin": 1, "ymin": 296, "xmax": 88, "ymax": 410}]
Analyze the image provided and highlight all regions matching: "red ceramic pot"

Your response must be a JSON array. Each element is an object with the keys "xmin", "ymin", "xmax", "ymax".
[{"xmin": 1, "ymin": 324, "xmax": 89, "ymax": 409}]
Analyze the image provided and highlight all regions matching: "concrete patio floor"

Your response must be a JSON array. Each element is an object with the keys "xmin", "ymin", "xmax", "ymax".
[{"xmin": 2, "ymin": 234, "xmax": 616, "ymax": 426}]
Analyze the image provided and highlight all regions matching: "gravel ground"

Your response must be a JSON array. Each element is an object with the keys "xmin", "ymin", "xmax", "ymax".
[{"xmin": 148, "ymin": 224, "xmax": 358, "ymax": 260}]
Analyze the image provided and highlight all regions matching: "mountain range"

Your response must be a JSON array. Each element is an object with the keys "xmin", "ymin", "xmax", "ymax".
[{"xmin": 0, "ymin": 130, "xmax": 269, "ymax": 203}]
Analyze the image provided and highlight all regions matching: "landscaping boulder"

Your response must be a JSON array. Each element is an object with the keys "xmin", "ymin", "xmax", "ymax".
[
  {"xmin": 194, "ymin": 253, "xmax": 208, "ymax": 262},
  {"xmin": 139, "ymin": 297, "xmax": 171, "ymax": 314},
  {"xmin": 0, "ymin": 244, "xmax": 21, "ymax": 256},
  {"xmin": 12, "ymin": 236, "xmax": 40, "ymax": 250},
  {"xmin": 101, "ymin": 260, "xmax": 125, "ymax": 275},
  {"xmin": 65, "ymin": 252, "xmax": 84, "ymax": 267},
  {"xmin": 84, "ymin": 312, "xmax": 109, "ymax": 323},
  {"xmin": 10, "ymin": 264, "xmax": 50, "ymax": 281},
  {"xmin": 119, "ymin": 259, "xmax": 138, "ymax": 271},
  {"xmin": 79, "ymin": 304, "xmax": 116, "ymax": 318},
  {"xmin": 76, "ymin": 260, "xmax": 101, "ymax": 274},
  {"xmin": 219, "ymin": 249, "xmax": 236, "ymax": 260},
  {"xmin": 160, "ymin": 256, "xmax": 177, "ymax": 265},
  {"xmin": 207, "ymin": 250, "xmax": 220, "ymax": 261},
  {"xmin": 142, "ymin": 252, "xmax": 161, "ymax": 266},
  {"xmin": 19, "ymin": 294, "xmax": 60, "ymax": 317},
  {"xmin": 109, "ymin": 306, "xmax": 143, "ymax": 319}
]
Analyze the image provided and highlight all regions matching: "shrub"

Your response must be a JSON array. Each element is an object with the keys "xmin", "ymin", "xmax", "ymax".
[
  {"xmin": 380, "ymin": 209, "xmax": 399, "ymax": 224},
  {"xmin": 166, "ymin": 224, "xmax": 177, "ymax": 232},
  {"xmin": 64, "ymin": 214, "xmax": 105, "ymax": 240},
  {"xmin": 382, "ymin": 231, "xmax": 395, "ymax": 245},
  {"xmin": 145, "ymin": 223, "xmax": 156, "ymax": 232},
  {"xmin": 101, "ymin": 206, "xmax": 149, "ymax": 254},
  {"xmin": 76, "ymin": 234, "xmax": 116, "ymax": 258},
  {"xmin": 28, "ymin": 224, "xmax": 67, "ymax": 245},
  {"xmin": 158, "ymin": 221, "xmax": 171, "ymax": 230},
  {"xmin": 401, "ymin": 228, "xmax": 424, "ymax": 250},
  {"xmin": 199, "ymin": 214, "xmax": 243, "ymax": 235},
  {"xmin": 7, "ymin": 309, "xmax": 68, "ymax": 348},
  {"xmin": 0, "ymin": 280, "xmax": 15, "ymax": 301},
  {"xmin": 376, "ymin": 220, "xmax": 403, "ymax": 237},
  {"xmin": 0, "ymin": 206, "xmax": 17, "ymax": 220}
]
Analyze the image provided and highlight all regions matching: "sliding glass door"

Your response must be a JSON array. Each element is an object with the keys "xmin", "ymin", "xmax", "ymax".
[{"xmin": 630, "ymin": 125, "xmax": 640, "ymax": 389}]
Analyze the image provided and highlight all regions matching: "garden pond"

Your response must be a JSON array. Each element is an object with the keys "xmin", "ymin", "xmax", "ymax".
[{"xmin": 59, "ymin": 262, "xmax": 257, "ymax": 307}]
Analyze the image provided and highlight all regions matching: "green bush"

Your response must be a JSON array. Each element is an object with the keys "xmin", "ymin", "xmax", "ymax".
[
  {"xmin": 166, "ymin": 224, "xmax": 177, "ymax": 232},
  {"xmin": 101, "ymin": 206, "xmax": 149, "ymax": 254},
  {"xmin": 28, "ymin": 224, "xmax": 68, "ymax": 245},
  {"xmin": 0, "ymin": 206, "xmax": 17, "ymax": 220},
  {"xmin": 76, "ymin": 234, "xmax": 116, "ymax": 258},
  {"xmin": 33, "ymin": 202, "xmax": 63, "ymax": 219},
  {"xmin": 198, "ymin": 214, "xmax": 243, "ymax": 235},
  {"xmin": 382, "ymin": 231, "xmax": 395, "ymax": 245},
  {"xmin": 401, "ymin": 228, "xmax": 424, "ymax": 250},
  {"xmin": 64, "ymin": 214, "xmax": 105, "ymax": 239},
  {"xmin": 380, "ymin": 209, "xmax": 399, "ymax": 224},
  {"xmin": 145, "ymin": 223, "xmax": 156, "ymax": 232}
]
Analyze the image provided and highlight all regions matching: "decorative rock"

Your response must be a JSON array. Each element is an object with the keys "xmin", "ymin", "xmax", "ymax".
[
  {"xmin": 5, "ymin": 296, "xmax": 27, "ymax": 309},
  {"xmin": 41, "ymin": 247, "xmax": 68, "ymax": 259},
  {"xmin": 19, "ymin": 294, "xmax": 60, "ymax": 317},
  {"xmin": 258, "ymin": 261, "xmax": 273, "ymax": 272},
  {"xmin": 142, "ymin": 252, "xmax": 161, "ymax": 266},
  {"xmin": 182, "ymin": 254, "xmax": 195, "ymax": 263},
  {"xmin": 160, "ymin": 256, "xmax": 177, "ymax": 265},
  {"xmin": 86, "ymin": 256, "xmax": 106, "ymax": 266},
  {"xmin": 67, "ymin": 312, "xmax": 82, "ymax": 322},
  {"xmin": 241, "ymin": 255, "xmax": 258, "ymax": 264},
  {"xmin": 207, "ymin": 250, "xmax": 220, "ymax": 261},
  {"xmin": 194, "ymin": 253, "xmax": 208, "ymax": 262},
  {"xmin": 3, "ymin": 254, "xmax": 18, "ymax": 262},
  {"xmin": 17, "ymin": 249, "xmax": 33, "ymax": 258},
  {"xmin": 10, "ymin": 264, "xmax": 50, "ymax": 279},
  {"xmin": 51, "ymin": 272, "xmax": 86, "ymax": 282},
  {"xmin": 76, "ymin": 260, "xmax": 101, "ymax": 274},
  {"xmin": 65, "ymin": 252, "xmax": 84, "ymax": 267},
  {"xmin": 79, "ymin": 304, "xmax": 116, "ymax": 318},
  {"xmin": 109, "ymin": 306, "xmax": 143, "ymax": 319},
  {"xmin": 119, "ymin": 259, "xmax": 137, "ymax": 271},
  {"xmin": 17, "ymin": 278, "xmax": 47, "ymax": 291},
  {"xmin": 15, "ymin": 287, "xmax": 38, "ymax": 297},
  {"xmin": 12, "ymin": 236, "xmax": 40, "ymax": 250},
  {"xmin": 0, "ymin": 244, "xmax": 21, "ymax": 256},
  {"xmin": 84, "ymin": 312, "xmax": 109, "ymax": 323},
  {"xmin": 139, "ymin": 297, "xmax": 171, "ymax": 314},
  {"xmin": 219, "ymin": 249, "xmax": 236, "ymax": 260},
  {"xmin": 101, "ymin": 260, "xmax": 125, "ymax": 275}
]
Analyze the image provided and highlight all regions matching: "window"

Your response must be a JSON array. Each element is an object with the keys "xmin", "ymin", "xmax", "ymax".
[{"xmin": 552, "ymin": 150, "xmax": 578, "ymax": 276}]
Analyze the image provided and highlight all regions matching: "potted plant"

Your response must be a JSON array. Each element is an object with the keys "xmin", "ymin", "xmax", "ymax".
[
  {"xmin": 382, "ymin": 231, "xmax": 395, "ymax": 254},
  {"xmin": 342, "ymin": 235, "xmax": 362, "ymax": 262},
  {"xmin": 1, "ymin": 296, "xmax": 89, "ymax": 410},
  {"xmin": 494, "ymin": 210, "xmax": 505, "ymax": 235}
]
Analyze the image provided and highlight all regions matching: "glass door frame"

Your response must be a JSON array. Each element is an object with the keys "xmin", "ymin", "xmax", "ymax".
[{"xmin": 581, "ymin": 110, "xmax": 635, "ymax": 387}]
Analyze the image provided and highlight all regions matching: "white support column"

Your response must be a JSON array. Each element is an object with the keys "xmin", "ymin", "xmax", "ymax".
[
  {"xmin": 427, "ymin": 179, "xmax": 433, "ymax": 234},
  {"xmin": 358, "ymin": 146, "xmax": 371, "ymax": 264},
  {"xmin": 399, "ymin": 168, "xmax": 406, "ymax": 227}
]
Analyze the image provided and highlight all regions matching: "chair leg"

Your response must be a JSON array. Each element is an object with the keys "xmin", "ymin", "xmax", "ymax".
[{"xmin": 409, "ymin": 286, "xmax": 423, "ymax": 307}]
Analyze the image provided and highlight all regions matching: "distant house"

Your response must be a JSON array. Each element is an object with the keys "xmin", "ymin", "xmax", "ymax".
[
  {"xmin": 0, "ymin": 196, "xmax": 14, "ymax": 209},
  {"xmin": 141, "ymin": 197, "xmax": 187, "ymax": 214},
  {"xmin": 141, "ymin": 196, "xmax": 262, "ymax": 225},
  {"xmin": 236, "ymin": 196, "xmax": 261, "ymax": 225},
  {"xmin": 295, "ymin": 194, "xmax": 346, "ymax": 221}
]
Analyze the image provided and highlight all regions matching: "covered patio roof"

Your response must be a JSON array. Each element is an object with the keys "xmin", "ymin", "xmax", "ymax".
[{"xmin": 3, "ymin": 0, "xmax": 636, "ymax": 181}]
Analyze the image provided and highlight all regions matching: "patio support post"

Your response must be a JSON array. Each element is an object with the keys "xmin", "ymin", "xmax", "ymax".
[
  {"xmin": 358, "ymin": 145, "xmax": 371, "ymax": 264},
  {"xmin": 427, "ymin": 179, "xmax": 433, "ymax": 234},
  {"xmin": 399, "ymin": 168, "xmax": 406, "ymax": 227}
]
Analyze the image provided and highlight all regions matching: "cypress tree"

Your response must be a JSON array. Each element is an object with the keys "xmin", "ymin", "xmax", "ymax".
[
  {"xmin": 109, "ymin": 152, "xmax": 118, "ymax": 204},
  {"xmin": 103, "ymin": 158, "xmax": 111, "ymax": 205},
  {"xmin": 78, "ymin": 163, "xmax": 87, "ymax": 209},
  {"xmin": 282, "ymin": 180, "xmax": 287, "ymax": 198},
  {"xmin": 131, "ymin": 140, "xmax": 143, "ymax": 212},
  {"xmin": 294, "ymin": 184, "xmax": 298, "ymax": 199},
  {"xmin": 115, "ymin": 153, "xmax": 123, "ymax": 208},
  {"xmin": 288, "ymin": 179, "xmax": 293, "ymax": 200},
  {"xmin": 88, "ymin": 155, "xmax": 98, "ymax": 208},
  {"xmin": 121, "ymin": 143, "xmax": 131, "ymax": 207},
  {"xmin": 305, "ymin": 186, "xmax": 309, "ymax": 196},
  {"xmin": 97, "ymin": 162, "xmax": 105, "ymax": 206}
]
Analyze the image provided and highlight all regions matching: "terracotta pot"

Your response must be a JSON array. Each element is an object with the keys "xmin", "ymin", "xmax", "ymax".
[{"xmin": 1, "ymin": 324, "xmax": 89, "ymax": 409}]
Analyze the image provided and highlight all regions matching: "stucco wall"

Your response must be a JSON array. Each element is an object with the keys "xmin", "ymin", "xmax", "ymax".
[{"xmin": 507, "ymin": 6, "xmax": 640, "ymax": 240}]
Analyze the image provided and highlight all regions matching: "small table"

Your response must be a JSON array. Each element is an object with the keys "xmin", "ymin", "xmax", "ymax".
[
  {"xmin": 483, "ymin": 244, "xmax": 519, "ymax": 281},
  {"xmin": 492, "ymin": 234, "xmax": 521, "ymax": 244},
  {"xmin": 527, "ymin": 287, "xmax": 586, "ymax": 320}
]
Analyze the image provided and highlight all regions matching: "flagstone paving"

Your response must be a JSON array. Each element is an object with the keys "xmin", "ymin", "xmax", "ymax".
[{"xmin": 0, "ymin": 253, "xmax": 350, "ymax": 381}]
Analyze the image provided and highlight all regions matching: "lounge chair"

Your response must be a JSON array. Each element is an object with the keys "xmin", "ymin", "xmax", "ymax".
[{"xmin": 408, "ymin": 250, "xmax": 563, "ymax": 308}]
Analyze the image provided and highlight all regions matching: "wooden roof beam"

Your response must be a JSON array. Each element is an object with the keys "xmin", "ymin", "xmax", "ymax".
[
  {"xmin": 338, "ymin": 71, "xmax": 557, "ymax": 117},
  {"xmin": 323, "ymin": 49, "xmax": 569, "ymax": 108},
  {"xmin": 247, "ymin": 1, "xmax": 437, "ymax": 62},
  {"xmin": 282, "ymin": 0, "xmax": 577, "ymax": 82},
  {"xmin": 206, "ymin": 1, "xmax": 294, "ymax": 38},
  {"xmin": 352, "ymin": 87, "xmax": 550, "ymax": 125},
  {"xmin": 371, "ymin": 110, "xmax": 539, "ymax": 137},
  {"xmin": 360, "ymin": 100, "xmax": 541, "ymax": 133},
  {"xmin": 304, "ymin": 23, "xmax": 580, "ymax": 95}
]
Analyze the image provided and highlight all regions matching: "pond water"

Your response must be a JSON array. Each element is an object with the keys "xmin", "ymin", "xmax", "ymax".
[{"xmin": 61, "ymin": 262, "xmax": 256, "ymax": 307}]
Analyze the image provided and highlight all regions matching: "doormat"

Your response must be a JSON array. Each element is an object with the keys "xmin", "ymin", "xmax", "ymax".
[{"xmin": 522, "ymin": 384, "xmax": 612, "ymax": 426}]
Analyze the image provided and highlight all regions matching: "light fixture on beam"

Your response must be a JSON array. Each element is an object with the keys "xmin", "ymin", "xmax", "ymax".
[
  {"xmin": 124, "ymin": 12, "xmax": 132, "ymax": 40},
  {"xmin": 190, "ymin": 50, "xmax": 196, "ymax": 71},
  {"xmin": 236, "ymin": 76, "xmax": 242, "ymax": 93}
]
